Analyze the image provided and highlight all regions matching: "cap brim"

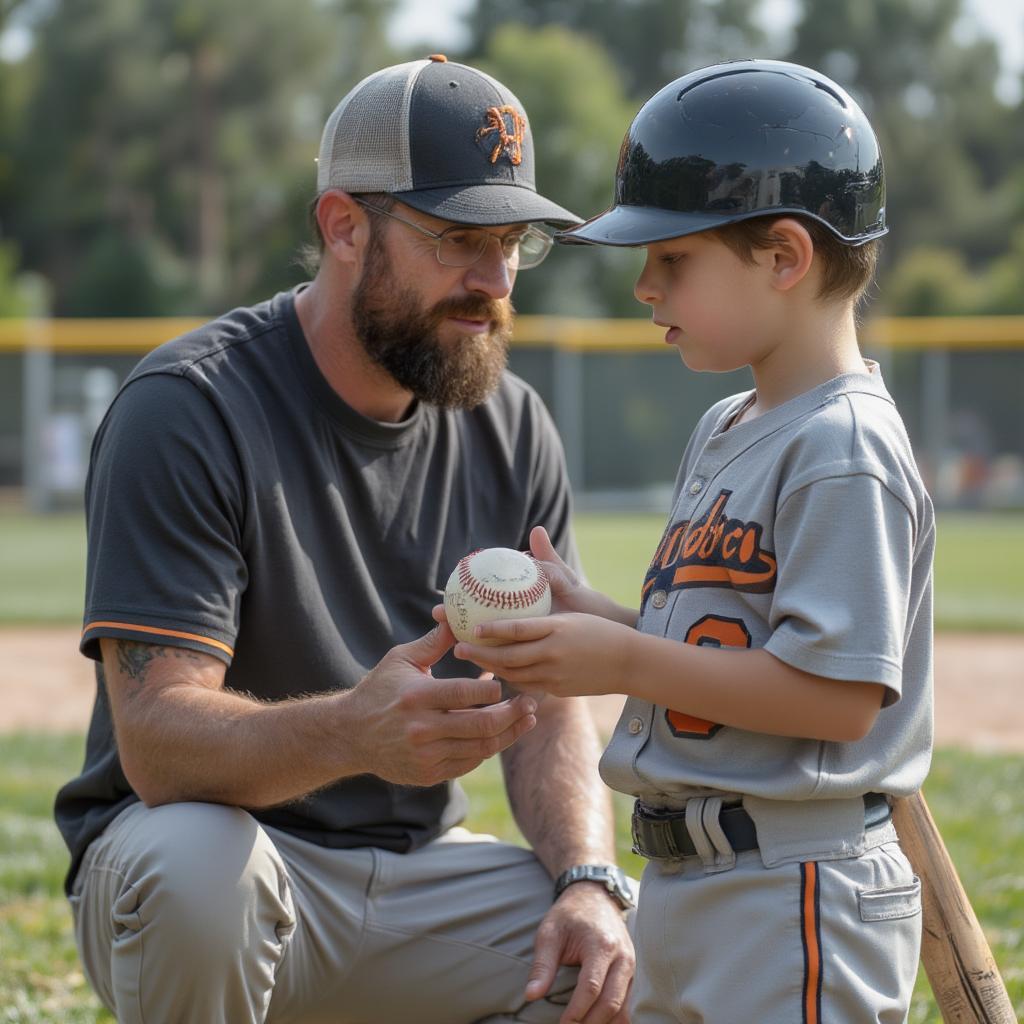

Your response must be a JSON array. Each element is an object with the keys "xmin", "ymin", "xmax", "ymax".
[
  {"xmin": 392, "ymin": 184, "xmax": 582, "ymax": 228},
  {"xmin": 556, "ymin": 204, "xmax": 742, "ymax": 246}
]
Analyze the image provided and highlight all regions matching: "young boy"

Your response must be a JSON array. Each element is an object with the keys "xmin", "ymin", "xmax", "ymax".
[{"xmin": 452, "ymin": 60, "xmax": 934, "ymax": 1023}]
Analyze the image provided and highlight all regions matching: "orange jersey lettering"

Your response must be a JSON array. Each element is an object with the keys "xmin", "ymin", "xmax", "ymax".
[{"xmin": 642, "ymin": 490, "xmax": 777, "ymax": 607}]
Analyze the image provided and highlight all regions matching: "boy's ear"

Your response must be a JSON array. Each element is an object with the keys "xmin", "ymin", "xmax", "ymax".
[
  {"xmin": 763, "ymin": 217, "xmax": 815, "ymax": 292},
  {"xmin": 315, "ymin": 190, "xmax": 373, "ymax": 267}
]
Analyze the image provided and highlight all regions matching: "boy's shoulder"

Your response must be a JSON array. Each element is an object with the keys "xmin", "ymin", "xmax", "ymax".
[
  {"xmin": 796, "ymin": 373, "xmax": 909, "ymax": 457},
  {"xmin": 780, "ymin": 372, "xmax": 930, "ymax": 511}
]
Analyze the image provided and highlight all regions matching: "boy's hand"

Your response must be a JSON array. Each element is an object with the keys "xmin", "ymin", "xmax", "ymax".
[
  {"xmin": 529, "ymin": 525, "xmax": 625, "ymax": 622},
  {"xmin": 527, "ymin": 525, "xmax": 585, "ymax": 613},
  {"xmin": 453, "ymin": 613, "xmax": 635, "ymax": 698}
]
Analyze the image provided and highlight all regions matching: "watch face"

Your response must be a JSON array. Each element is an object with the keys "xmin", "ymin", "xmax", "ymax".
[{"xmin": 607, "ymin": 869, "xmax": 633, "ymax": 904}]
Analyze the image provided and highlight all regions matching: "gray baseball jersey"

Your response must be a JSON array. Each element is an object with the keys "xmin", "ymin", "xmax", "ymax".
[{"xmin": 600, "ymin": 367, "xmax": 934, "ymax": 816}]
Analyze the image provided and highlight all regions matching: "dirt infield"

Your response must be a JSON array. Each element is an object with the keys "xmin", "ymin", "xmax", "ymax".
[{"xmin": 0, "ymin": 627, "xmax": 1021, "ymax": 750}]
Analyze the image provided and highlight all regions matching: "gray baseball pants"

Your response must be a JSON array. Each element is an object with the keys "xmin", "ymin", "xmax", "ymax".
[
  {"xmin": 68, "ymin": 801, "xmax": 580, "ymax": 1023},
  {"xmin": 630, "ymin": 839, "xmax": 922, "ymax": 1023}
]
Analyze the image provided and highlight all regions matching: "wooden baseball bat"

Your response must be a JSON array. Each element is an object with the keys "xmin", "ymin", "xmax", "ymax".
[{"xmin": 892, "ymin": 791, "xmax": 1016, "ymax": 1023}]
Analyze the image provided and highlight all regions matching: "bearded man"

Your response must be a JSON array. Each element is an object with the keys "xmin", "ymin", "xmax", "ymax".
[{"xmin": 55, "ymin": 56, "xmax": 635, "ymax": 1024}]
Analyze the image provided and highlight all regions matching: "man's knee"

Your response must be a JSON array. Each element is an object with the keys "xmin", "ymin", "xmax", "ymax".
[
  {"xmin": 74, "ymin": 802, "xmax": 293, "ymax": 1021},
  {"xmin": 94, "ymin": 801, "xmax": 292, "ymax": 953}
]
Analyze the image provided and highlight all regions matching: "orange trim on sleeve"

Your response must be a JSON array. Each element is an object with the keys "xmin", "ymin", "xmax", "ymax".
[{"xmin": 82, "ymin": 621, "xmax": 235, "ymax": 658}]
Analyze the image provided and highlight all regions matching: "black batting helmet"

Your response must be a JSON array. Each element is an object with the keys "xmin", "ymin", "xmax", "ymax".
[{"xmin": 559, "ymin": 59, "xmax": 886, "ymax": 247}]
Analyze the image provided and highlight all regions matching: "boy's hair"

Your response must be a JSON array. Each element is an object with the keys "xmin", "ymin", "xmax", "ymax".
[
  {"xmin": 299, "ymin": 192, "xmax": 395, "ymax": 276},
  {"xmin": 711, "ymin": 216, "xmax": 880, "ymax": 304}
]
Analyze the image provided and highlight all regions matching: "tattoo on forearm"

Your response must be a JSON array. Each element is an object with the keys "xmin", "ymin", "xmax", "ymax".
[
  {"xmin": 113, "ymin": 640, "xmax": 204, "ymax": 694},
  {"xmin": 115, "ymin": 640, "xmax": 159, "ymax": 683}
]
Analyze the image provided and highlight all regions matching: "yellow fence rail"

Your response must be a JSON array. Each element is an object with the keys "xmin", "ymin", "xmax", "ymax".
[{"xmin": 2, "ymin": 315, "xmax": 1024, "ymax": 354}]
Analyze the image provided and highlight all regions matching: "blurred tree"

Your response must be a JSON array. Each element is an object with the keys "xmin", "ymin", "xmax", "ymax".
[
  {"xmin": 786, "ymin": 0, "xmax": 1024, "ymax": 311},
  {"xmin": 0, "ymin": 0, "xmax": 30, "ymax": 36},
  {"xmin": 975, "ymin": 223, "xmax": 1024, "ymax": 314},
  {"xmin": 0, "ymin": 0, "xmax": 398, "ymax": 316},
  {"xmin": 884, "ymin": 219, "xmax": 1024, "ymax": 318},
  {"xmin": 0, "ymin": 1, "xmax": 32, "ymax": 246},
  {"xmin": 884, "ymin": 246, "xmax": 983, "ymax": 316},
  {"xmin": 0, "ymin": 240, "xmax": 32, "ymax": 315},
  {"xmin": 465, "ymin": 0, "xmax": 767, "ymax": 100}
]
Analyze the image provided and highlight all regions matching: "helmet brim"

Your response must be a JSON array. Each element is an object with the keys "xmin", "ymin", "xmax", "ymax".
[
  {"xmin": 556, "ymin": 204, "xmax": 737, "ymax": 246},
  {"xmin": 557, "ymin": 202, "xmax": 889, "ymax": 247}
]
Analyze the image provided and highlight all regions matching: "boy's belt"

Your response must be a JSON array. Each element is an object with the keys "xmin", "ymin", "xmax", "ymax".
[{"xmin": 631, "ymin": 793, "xmax": 892, "ymax": 861}]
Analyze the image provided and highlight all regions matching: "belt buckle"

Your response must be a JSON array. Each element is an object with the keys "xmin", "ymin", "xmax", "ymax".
[
  {"xmin": 632, "ymin": 802, "xmax": 687, "ymax": 860},
  {"xmin": 630, "ymin": 812, "xmax": 644, "ymax": 857},
  {"xmin": 630, "ymin": 802, "xmax": 658, "ymax": 857}
]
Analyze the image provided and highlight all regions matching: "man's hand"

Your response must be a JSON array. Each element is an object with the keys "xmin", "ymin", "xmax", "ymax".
[
  {"xmin": 347, "ymin": 620, "xmax": 538, "ymax": 786},
  {"xmin": 527, "ymin": 883, "xmax": 634, "ymax": 1023}
]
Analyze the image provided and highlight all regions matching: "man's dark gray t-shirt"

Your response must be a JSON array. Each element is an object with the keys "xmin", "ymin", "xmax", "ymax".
[{"xmin": 55, "ymin": 288, "xmax": 579, "ymax": 891}]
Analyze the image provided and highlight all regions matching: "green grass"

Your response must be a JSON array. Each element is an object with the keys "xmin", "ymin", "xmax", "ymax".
[
  {"xmin": 929, "ymin": 513, "xmax": 1024, "ymax": 631},
  {"xmin": 1, "ymin": 734, "xmax": 1021, "ymax": 1021},
  {"xmin": 0, "ymin": 512, "xmax": 86, "ymax": 624},
  {"xmin": 574, "ymin": 512, "xmax": 666, "ymax": 609},
  {"xmin": 2, "ymin": 508, "xmax": 1021, "ymax": 630},
  {"xmin": 0, "ymin": 734, "xmax": 115, "ymax": 1023}
]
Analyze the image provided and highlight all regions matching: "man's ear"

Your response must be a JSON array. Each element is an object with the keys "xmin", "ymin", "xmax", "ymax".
[
  {"xmin": 315, "ymin": 190, "xmax": 373, "ymax": 266},
  {"xmin": 762, "ymin": 217, "xmax": 815, "ymax": 292}
]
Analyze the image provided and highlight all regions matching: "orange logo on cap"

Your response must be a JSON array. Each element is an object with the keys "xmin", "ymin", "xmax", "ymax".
[{"xmin": 477, "ymin": 105, "xmax": 526, "ymax": 166}]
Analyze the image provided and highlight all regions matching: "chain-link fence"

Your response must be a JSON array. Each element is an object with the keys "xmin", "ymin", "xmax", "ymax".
[{"xmin": 2, "ymin": 316, "xmax": 1022, "ymax": 511}]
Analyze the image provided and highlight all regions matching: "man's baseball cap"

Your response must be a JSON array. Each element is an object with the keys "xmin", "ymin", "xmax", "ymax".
[{"xmin": 316, "ymin": 55, "xmax": 581, "ymax": 228}]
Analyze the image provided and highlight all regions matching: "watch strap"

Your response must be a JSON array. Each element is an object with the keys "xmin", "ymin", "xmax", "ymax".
[{"xmin": 553, "ymin": 864, "xmax": 635, "ymax": 910}]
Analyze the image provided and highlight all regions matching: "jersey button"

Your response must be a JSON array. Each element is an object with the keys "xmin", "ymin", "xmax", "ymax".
[
  {"xmin": 627, "ymin": 717, "xmax": 645, "ymax": 735},
  {"xmin": 688, "ymin": 479, "xmax": 703, "ymax": 495}
]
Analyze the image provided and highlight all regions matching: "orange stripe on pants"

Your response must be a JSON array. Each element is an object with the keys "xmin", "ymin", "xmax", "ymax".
[{"xmin": 802, "ymin": 862, "xmax": 822, "ymax": 1024}]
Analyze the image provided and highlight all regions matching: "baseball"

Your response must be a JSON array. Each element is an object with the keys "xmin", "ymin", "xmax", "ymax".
[{"xmin": 444, "ymin": 547, "xmax": 551, "ymax": 645}]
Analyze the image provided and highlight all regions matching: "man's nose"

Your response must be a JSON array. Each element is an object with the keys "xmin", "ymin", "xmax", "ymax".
[{"xmin": 463, "ymin": 236, "xmax": 514, "ymax": 299}]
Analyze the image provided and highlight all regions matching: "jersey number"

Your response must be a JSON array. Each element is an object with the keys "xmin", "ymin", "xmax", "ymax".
[{"xmin": 665, "ymin": 615, "xmax": 752, "ymax": 739}]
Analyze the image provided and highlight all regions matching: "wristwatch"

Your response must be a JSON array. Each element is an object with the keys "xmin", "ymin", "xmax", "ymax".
[{"xmin": 553, "ymin": 864, "xmax": 636, "ymax": 911}]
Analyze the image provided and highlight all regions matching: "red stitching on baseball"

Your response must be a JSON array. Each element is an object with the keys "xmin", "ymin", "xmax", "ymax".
[{"xmin": 456, "ymin": 551, "xmax": 549, "ymax": 609}]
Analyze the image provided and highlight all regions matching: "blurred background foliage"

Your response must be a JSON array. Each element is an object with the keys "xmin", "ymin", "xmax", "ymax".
[{"xmin": 0, "ymin": 0, "xmax": 1022, "ymax": 319}]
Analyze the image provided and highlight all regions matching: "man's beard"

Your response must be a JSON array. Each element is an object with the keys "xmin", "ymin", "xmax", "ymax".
[{"xmin": 351, "ymin": 233, "xmax": 514, "ymax": 410}]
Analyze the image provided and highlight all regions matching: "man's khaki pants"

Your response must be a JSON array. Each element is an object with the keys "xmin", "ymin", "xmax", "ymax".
[{"xmin": 69, "ymin": 801, "xmax": 579, "ymax": 1023}]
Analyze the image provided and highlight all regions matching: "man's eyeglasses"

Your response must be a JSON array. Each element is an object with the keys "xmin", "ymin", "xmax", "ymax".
[{"xmin": 353, "ymin": 197, "xmax": 553, "ymax": 270}]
